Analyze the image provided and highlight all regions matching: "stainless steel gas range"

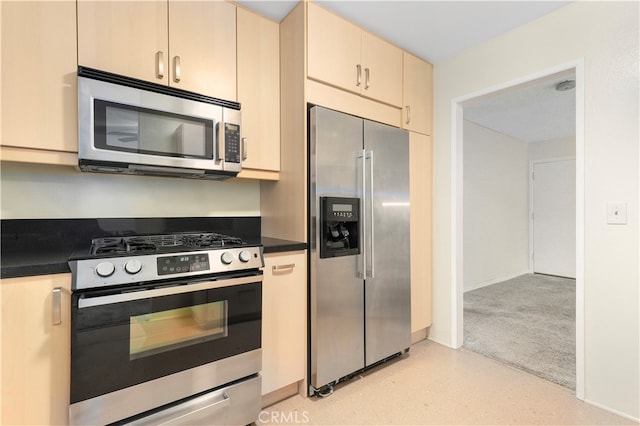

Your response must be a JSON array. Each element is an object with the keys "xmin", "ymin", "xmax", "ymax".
[{"xmin": 68, "ymin": 232, "xmax": 264, "ymax": 425}]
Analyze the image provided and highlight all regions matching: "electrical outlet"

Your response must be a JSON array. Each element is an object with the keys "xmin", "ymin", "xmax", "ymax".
[{"xmin": 607, "ymin": 203, "xmax": 627, "ymax": 225}]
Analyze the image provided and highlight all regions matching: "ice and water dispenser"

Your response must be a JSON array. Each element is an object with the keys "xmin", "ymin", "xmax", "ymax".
[{"xmin": 319, "ymin": 196, "xmax": 360, "ymax": 258}]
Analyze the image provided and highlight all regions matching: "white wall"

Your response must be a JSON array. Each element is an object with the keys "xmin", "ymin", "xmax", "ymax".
[
  {"xmin": 463, "ymin": 120, "xmax": 529, "ymax": 291},
  {"xmin": 0, "ymin": 162, "xmax": 260, "ymax": 218},
  {"xmin": 528, "ymin": 136, "xmax": 575, "ymax": 162},
  {"xmin": 433, "ymin": 1, "xmax": 639, "ymax": 419}
]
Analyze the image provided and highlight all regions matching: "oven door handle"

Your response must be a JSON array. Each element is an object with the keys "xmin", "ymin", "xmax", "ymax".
[{"xmin": 78, "ymin": 274, "xmax": 260, "ymax": 309}]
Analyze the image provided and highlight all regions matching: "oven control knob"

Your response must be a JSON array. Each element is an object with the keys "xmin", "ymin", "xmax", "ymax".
[
  {"xmin": 125, "ymin": 259, "xmax": 142, "ymax": 275},
  {"xmin": 220, "ymin": 252, "xmax": 234, "ymax": 265},
  {"xmin": 96, "ymin": 261, "xmax": 115, "ymax": 278},
  {"xmin": 239, "ymin": 250, "xmax": 252, "ymax": 263}
]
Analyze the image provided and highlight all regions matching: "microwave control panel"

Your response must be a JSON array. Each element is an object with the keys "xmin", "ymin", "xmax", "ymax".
[{"xmin": 225, "ymin": 123, "xmax": 241, "ymax": 164}]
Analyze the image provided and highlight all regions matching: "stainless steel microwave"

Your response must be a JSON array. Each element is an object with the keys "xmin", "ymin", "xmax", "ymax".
[{"xmin": 78, "ymin": 67, "xmax": 242, "ymax": 180}]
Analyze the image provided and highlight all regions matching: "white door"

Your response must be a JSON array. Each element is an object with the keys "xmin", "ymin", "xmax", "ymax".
[{"xmin": 532, "ymin": 159, "xmax": 576, "ymax": 278}]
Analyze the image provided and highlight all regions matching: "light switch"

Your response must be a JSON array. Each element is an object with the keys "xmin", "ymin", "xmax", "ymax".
[{"xmin": 607, "ymin": 203, "xmax": 627, "ymax": 225}]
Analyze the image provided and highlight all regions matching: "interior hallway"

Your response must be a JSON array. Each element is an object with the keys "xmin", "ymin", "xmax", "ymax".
[{"xmin": 261, "ymin": 339, "xmax": 634, "ymax": 425}]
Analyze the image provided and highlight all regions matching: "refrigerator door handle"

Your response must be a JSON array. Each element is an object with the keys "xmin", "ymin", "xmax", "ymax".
[
  {"xmin": 357, "ymin": 149, "xmax": 367, "ymax": 279},
  {"xmin": 366, "ymin": 150, "xmax": 375, "ymax": 279}
]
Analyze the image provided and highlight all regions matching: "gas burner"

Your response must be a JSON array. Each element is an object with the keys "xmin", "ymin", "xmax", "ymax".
[{"xmin": 91, "ymin": 237, "xmax": 157, "ymax": 255}]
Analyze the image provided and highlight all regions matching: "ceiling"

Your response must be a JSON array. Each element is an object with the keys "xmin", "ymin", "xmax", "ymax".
[
  {"xmin": 237, "ymin": 0, "xmax": 576, "ymax": 143},
  {"xmin": 463, "ymin": 70, "xmax": 577, "ymax": 143},
  {"xmin": 237, "ymin": 1, "xmax": 571, "ymax": 64}
]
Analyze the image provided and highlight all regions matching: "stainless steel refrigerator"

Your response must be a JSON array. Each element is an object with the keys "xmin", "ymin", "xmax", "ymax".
[{"xmin": 308, "ymin": 106, "xmax": 411, "ymax": 396}]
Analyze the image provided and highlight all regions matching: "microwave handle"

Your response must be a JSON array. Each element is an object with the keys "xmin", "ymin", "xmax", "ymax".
[
  {"xmin": 215, "ymin": 122, "xmax": 225, "ymax": 163},
  {"xmin": 242, "ymin": 137, "xmax": 248, "ymax": 161}
]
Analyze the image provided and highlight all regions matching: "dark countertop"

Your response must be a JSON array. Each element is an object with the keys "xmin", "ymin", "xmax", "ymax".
[
  {"xmin": 260, "ymin": 237, "xmax": 307, "ymax": 254},
  {"xmin": 1, "ymin": 236, "xmax": 306, "ymax": 280},
  {"xmin": 1, "ymin": 216, "xmax": 307, "ymax": 280}
]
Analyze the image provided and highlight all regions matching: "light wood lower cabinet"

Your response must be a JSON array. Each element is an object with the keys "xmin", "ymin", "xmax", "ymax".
[
  {"xmin": 261, "ymin": 251, "xmax": 306, "ymax": 396},
  {"xmin": 1, "ymin": 274, "xmax": 71, "ymax": 425},
  {"xmin": 410, "ymin": 132, "xmax": 433, "ymax": 333}
]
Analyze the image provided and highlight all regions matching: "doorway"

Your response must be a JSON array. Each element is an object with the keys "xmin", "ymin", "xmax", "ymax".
[{"xmin": 452, "ymin": 61, "xmax": 585, "ymax": 398}]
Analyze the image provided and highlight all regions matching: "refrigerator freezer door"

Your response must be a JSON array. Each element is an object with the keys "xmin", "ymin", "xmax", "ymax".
[
  {"xmin": 363, "ymin": 120, "xmax": 411, "ymax": 366},
  {"xmin": 309, "ymin": 106, "xmax": 365, "ymax": 389}
]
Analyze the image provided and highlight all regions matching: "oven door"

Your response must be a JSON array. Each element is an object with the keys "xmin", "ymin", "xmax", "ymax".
[{"xmin": 70, "ymin": 273, "xmax": 261, "ymax": 425}]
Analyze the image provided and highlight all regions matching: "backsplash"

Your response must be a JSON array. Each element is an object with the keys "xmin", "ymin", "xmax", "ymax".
[{"xmin": 0, "ymin": 162, "xmax": 260, "ymax": 219}]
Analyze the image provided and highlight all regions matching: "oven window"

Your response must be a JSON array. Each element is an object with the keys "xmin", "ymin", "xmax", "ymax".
[
  {"xmin": 94, "ymin": 99, "xmax": 214, "ymax": 159},
  {"xmin": 130, "ymin": 300, "xmax": 228, "ymax": 359}
]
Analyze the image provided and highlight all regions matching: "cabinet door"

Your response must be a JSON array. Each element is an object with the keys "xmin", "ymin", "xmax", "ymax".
[
  {"xmin": 409, "ymin": 132, "xmax": 432, "ymax": 332},
  {"xmin": 77, "ymin": 1, "xmax": 168, "ymax": 85},
  {"xmin": 403, "ymin": 52, "xmax": 433, "ymax": 135},
  {"xmin": 307, "ymin": 2, "xmax": 361, "ymax": 96},
  {"xmin": 169, "ymin": 1, "xmax": 236, "ymax": 100},
  {"xmin": 1, "ymin": 1, "xmax": 77, "ymax": 153},
  {"xmin": 237, "ymin": 8, "xmax": 280, "ymax": 172},
  {"xmin": 1, "ymin": 274, "xmax": 71, "ymax": 425},
  {"xmin": 361, "ymin": 32, "xmax": 403, "ymax": 107},
  {"xmin": 261, "ymin": 251, "xmax": 306, "ymax": 396}
]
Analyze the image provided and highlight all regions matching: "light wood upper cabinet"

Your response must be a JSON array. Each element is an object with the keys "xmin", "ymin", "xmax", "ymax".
[
  {"xmin": 1, "ymin": 1, "xmax": 77, "ymax": 154},
  {"xmin": 237, "ymin": 8, "xmax": 280, "ymax": 173},
  {"xmin": 403, "ymin": 52, "xmax": 433, "ymax": 136},
  {"xmin": 307, "ymin": 2, "xmax": 361, "ymax": 97},
  {"xmin": 169, "ymin": 1, "xmax": 236, "ymax": 100},
  {"xmin": 307, "ymin": 2, "xmax": 402, "ymax": 107},
  {"xmin": 1, "ymin": 274, "xmax": 72, "ymax": 425},
  {"xmin": 77, "ymin": 1, "xmax": 168, "ymax": 84},
  {"xmin": 361, "ymin": 32, "xmax": 403, "ymax": 107},
  {"xmin": 261, "ymin": 251, "xmax": 306, "ymax": 396},
  {"xmin": 77, "ymin": 0, "xmax": 237, "ymax": 100}
]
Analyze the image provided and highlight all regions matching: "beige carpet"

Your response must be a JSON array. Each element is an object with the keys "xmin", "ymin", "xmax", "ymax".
[{"xmin": 464, "ymin": 273, "xmax": 576, "ymax": 389}]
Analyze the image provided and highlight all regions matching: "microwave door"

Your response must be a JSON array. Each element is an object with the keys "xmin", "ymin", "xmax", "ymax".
[{"xmin": 78, "ymin": 69, "xmax": 239, "ymax": 178}]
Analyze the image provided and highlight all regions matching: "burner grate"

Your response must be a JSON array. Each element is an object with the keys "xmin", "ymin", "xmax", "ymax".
[
  {"xmin": 90, "ymin": 232, "xmax": 246, "ymax": 256},
  {"xmin": 182, "ymin": 233, "xmax": 244, "ymax": 248}
]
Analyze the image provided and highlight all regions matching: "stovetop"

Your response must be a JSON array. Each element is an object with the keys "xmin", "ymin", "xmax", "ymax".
[
  {"xmin": 69, "ymin": 232, "xmax": 264, "ymax": 291},
  {"xmin": 90, "ymin": 232, "xmax": 247, "ymax": 257}
]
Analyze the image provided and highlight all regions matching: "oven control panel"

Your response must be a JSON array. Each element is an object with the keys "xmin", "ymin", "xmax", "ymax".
[
  {"xmin": 70, "ymin": 246, "xmax": 265, "ymax": 290},
  {"xmin": 158, "ymin": 254, "xmax": 210, "ymax": 276}
]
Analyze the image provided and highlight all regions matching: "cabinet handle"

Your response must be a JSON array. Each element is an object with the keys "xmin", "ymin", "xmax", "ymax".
[
  {"xmin": 356, "ymin": 64, "xmax": 362, "ymax": 87},
  {"xmin": 272, "ymin": 263, "xmax": 295, "ymax": 273},
  {"xmin": 405, "ymin": 105, "xmax": 411, "ymax": 124},
  {"xmin": 242, "ymin": 137, "xmax": 248, "ymax": 161},
  {"xmin": 156, "ymin": 51, "xmax": 165, "ymax": 79},
  {"xmin": 364, "ymin": 68, "xmax": 370, "ymax": 89},
  {"xmin": 173, "ymin": 56, "xmax": 181, "ymax": 83},
  {"xmin": 52, "ymin": 287, "xmax": 62, "ymax": 325}
]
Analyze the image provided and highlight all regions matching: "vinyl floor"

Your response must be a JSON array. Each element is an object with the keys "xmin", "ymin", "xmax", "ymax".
[{"xmin": 260, "ymin": 339, "xmax": 635, "ymax": 425}]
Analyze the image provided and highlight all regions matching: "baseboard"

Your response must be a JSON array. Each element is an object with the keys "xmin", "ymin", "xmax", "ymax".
[
  {"xmin": 464, "ymin": 270, "xmax": 530, "ymax": 293},
  {"xmin": 584, "ymin": 398, "xmax": 640, "ymax": 423},
  {"xmin": 411, "ymin": 327, "xmax": 429, "ymax": 344},
  {"xmin": 261, "ymin": 382, "xmax": 300, "ymax": 409}
]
